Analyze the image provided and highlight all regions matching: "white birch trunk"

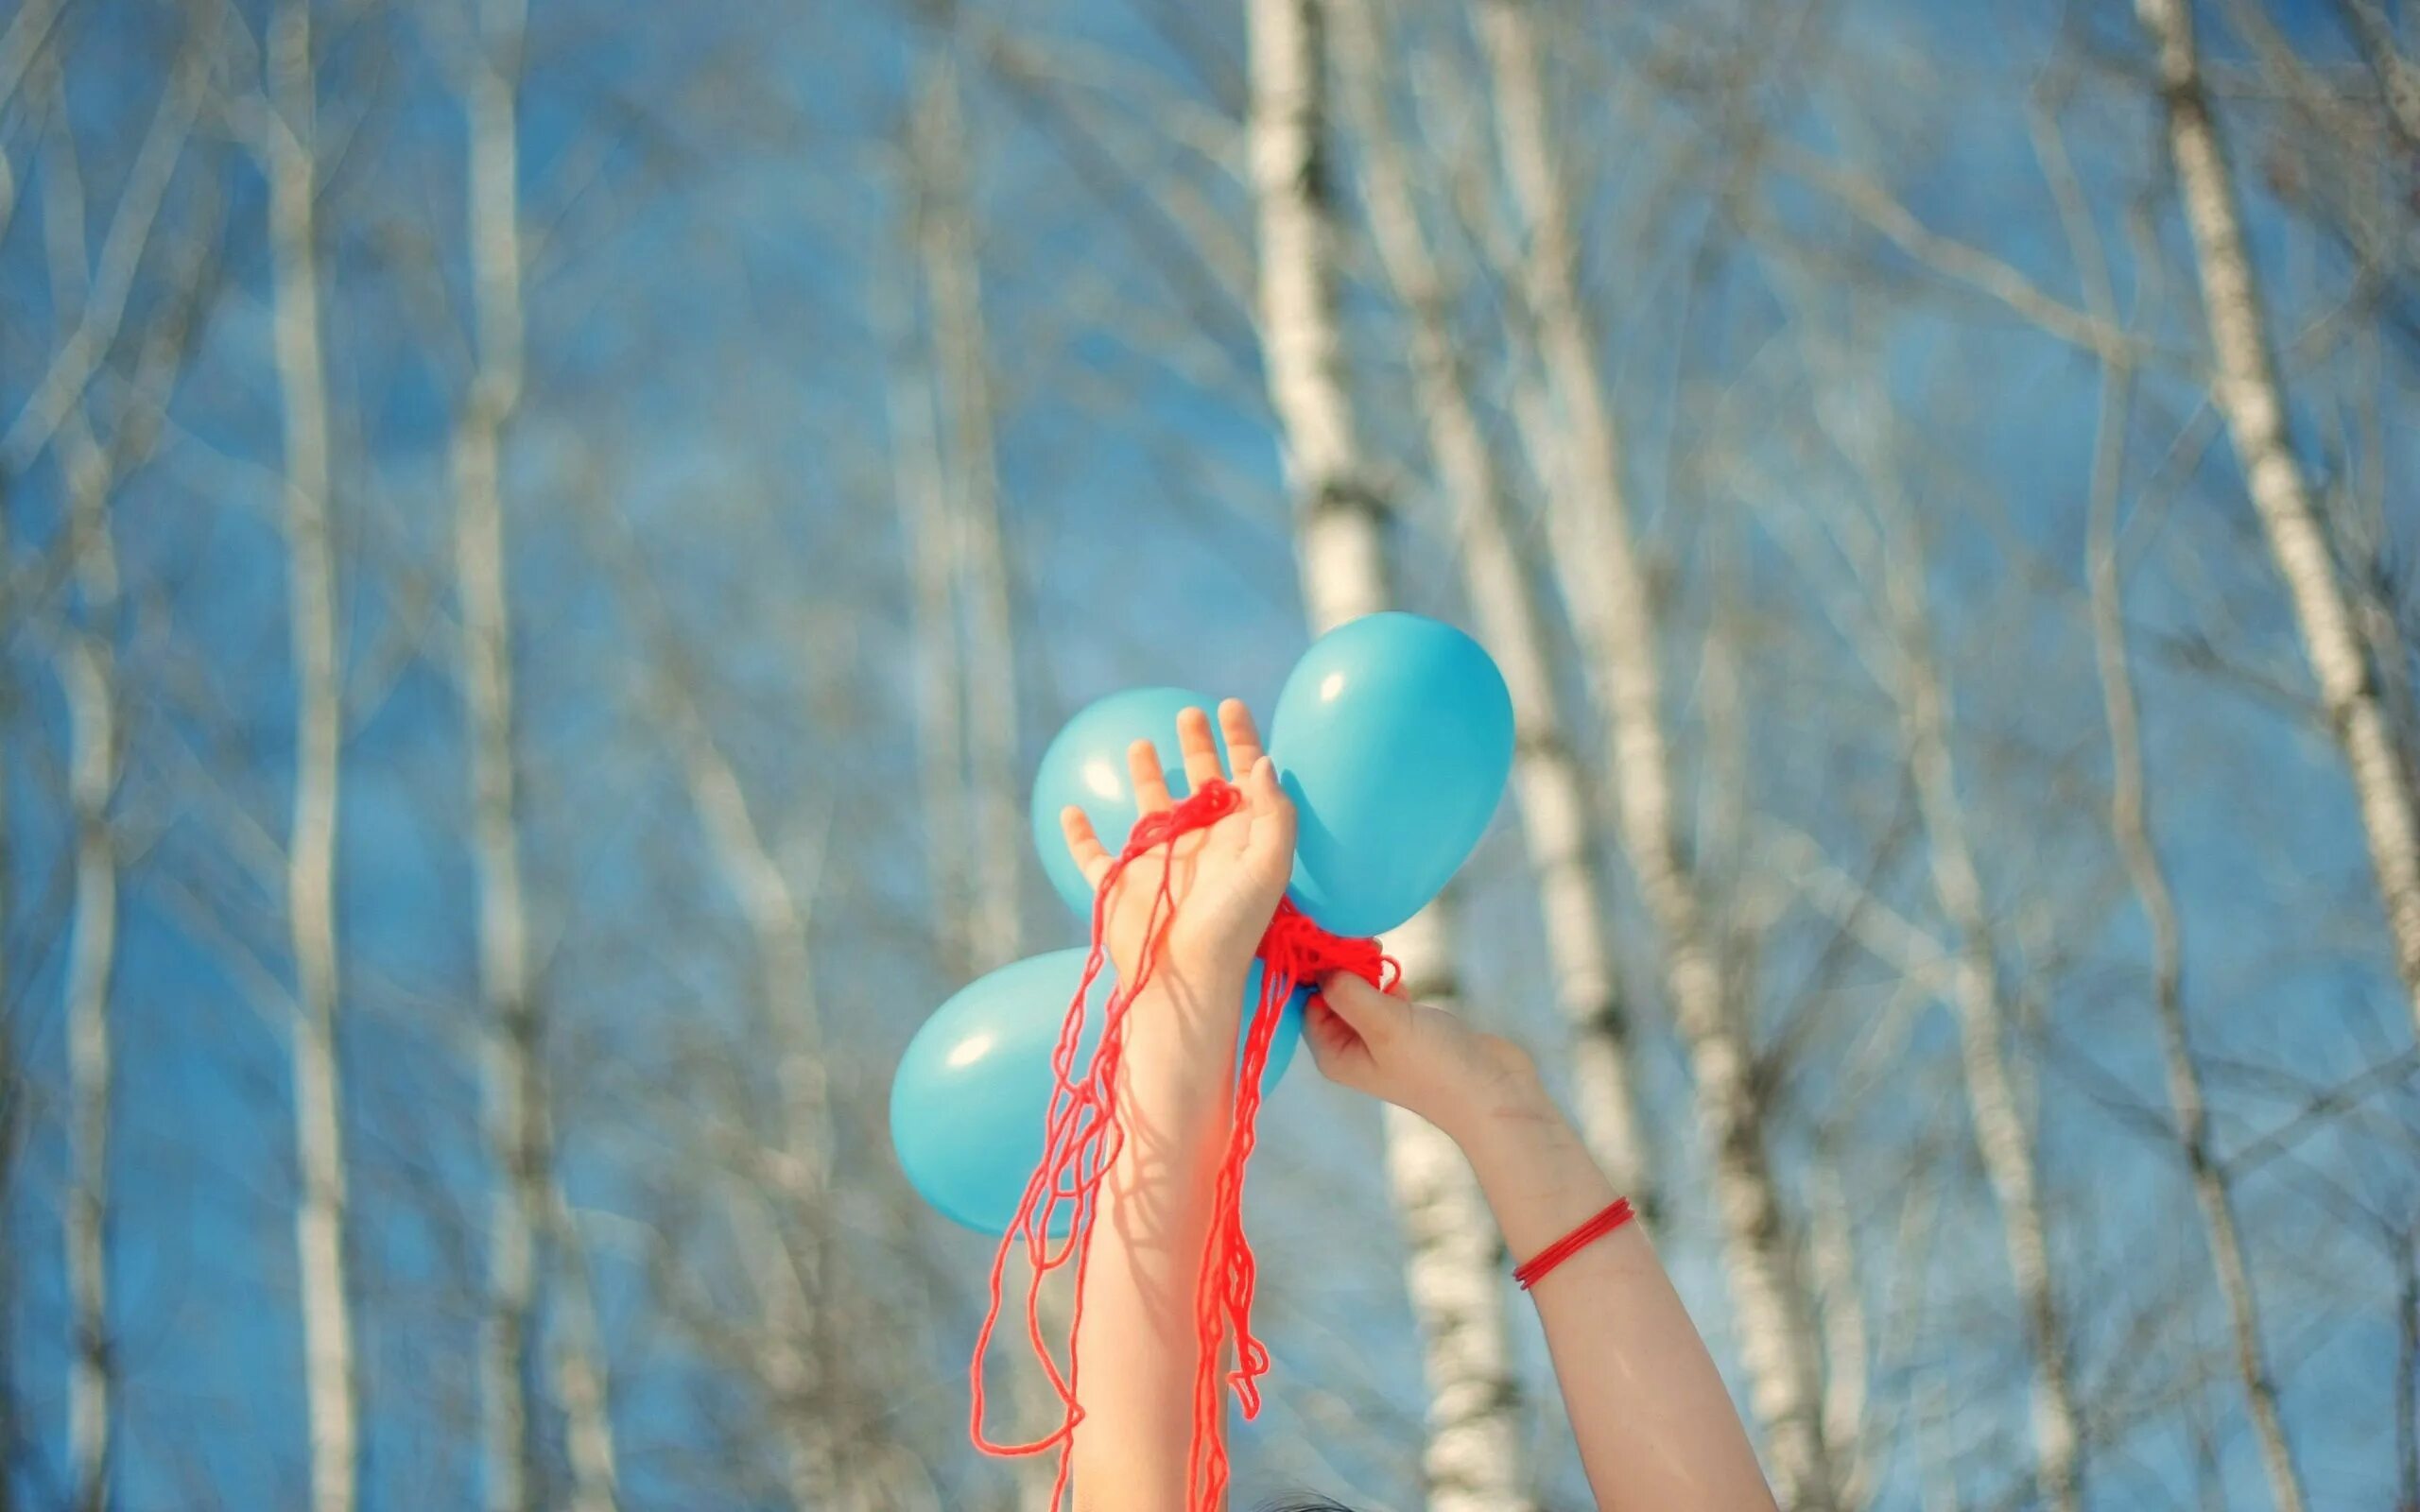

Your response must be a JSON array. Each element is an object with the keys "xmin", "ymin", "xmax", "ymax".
[
  {"xmin": 60, "ymin": 443, "xmax": 117, "ymax": 1512},
  {"xmin": 1474, "ymin": 5, "xmax": 1836, "ymax": 1502},
  {"xmin": 1249, "ymin": 3, "xmax": 1530, "ymax": 1506},
  {"xmin": 546, "ymin": 1181, "xmax": 620, "ymax": 1512},
  {"xmin": 876, "ymin": 249, "xmax": 969, "ymax": 981},
  {"xmin": 38, "ymin": 74, "xmax": 198, "ymax": 1496},
  {"xmin": 1879, "ymin": 541, "xmax": 2084, "ymax": 1512},
  {"xmin": 914, "ymin": 46, "xmax": 1023, "ymax": 976},
  {"xmin": 1806, "ymin": 1158, "xmax": 1869, "ymax": 1510},
  {"xmin": 1382, "ymin": 910, "xmax": 1530, "ymax": 1512},
  {"xmin": 1333, "ymin": 0, "xmax": 1656, "ymax": 1215},
  {"xmin": 264, "ymin": 6, "xmax": 360, "ymax": 1505},
  {"xmin": 2084, "ymin": 371, "xmax": 2306, "ymax": 1512},
  {"xmin": 908, "ymin": 51, "xmax": 1075, "ymax": 1511},
  {"xmin": 457, "ymin": 17, "xmax": 535, "ymax": 1511},
  {"xmin": 664, "ymin": 690, "xmax": 857, "ymax": 1509},
  {"xmin": 2136, "ymin": 0, "xmax": 2420, "ymax": 1032},
  {"xmin": 454, "ymin": 0, "xmax": 622, "ymax": 1499}
]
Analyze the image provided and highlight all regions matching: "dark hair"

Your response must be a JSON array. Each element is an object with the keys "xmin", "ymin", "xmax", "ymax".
[{"xmin": 1258, "ymin": 1501, "xmax": 1358, "ymax": 1512}]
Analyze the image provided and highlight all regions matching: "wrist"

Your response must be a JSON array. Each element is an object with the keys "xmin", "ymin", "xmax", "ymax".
[
  {"xmin": 1437, "ymin": 1051, "xmax": 1622, "ymax": 1253},
  {"xmin": 1118, "ymin": 966, "xmax": 1252, "ymax": 1108},
  {"xmin": 1429, "ymin": 1035, "xmax": 1552, "ymax": 1147}
]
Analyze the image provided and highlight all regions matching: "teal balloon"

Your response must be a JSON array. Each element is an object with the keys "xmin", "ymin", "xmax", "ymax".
[
  {"xmin": 890, "ymin": 949, "xmax": 1305, "ymax": 1236},
  {"xmin": 1030, "ymin": 687, "xmax": 1228, "ymax": 917},
  {"xmin": 1268, "ymin": 612, "xmax": 1513, "ymax": 936}
]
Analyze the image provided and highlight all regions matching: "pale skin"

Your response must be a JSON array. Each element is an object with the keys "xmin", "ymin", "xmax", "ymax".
[{"xmin": 1059, "ymin": 700, "xmax": 1779, "ymax": 1512}]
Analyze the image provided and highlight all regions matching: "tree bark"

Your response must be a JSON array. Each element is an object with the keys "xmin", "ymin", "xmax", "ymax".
[
  {"xmin": 1249, "ymin": 4, "xmax": 1530, "ymax": 1507},
  {"xmin": 914, "ymin": 43, "xmax": 1023, "ymax": 977},
  {"xmin": 877, "ymin": 234, "xmax": 969, "ymax": 984},
  {"xmin": 908, "ymin": 41, "xmax": 1075, "ymax": 1511},
  {"xmin": 2082, "ymin": 343, "xmax": 2308, "ymax": 1512},
  {"xmin": 666, "ymin": 694, "xmax": 849, "ymax": 1508},
  {"xmin": 584, "ymin": 533, "xmax": 871, "ymax": 1506},
  {"xmin": 263, "ymin": 6, "xmax": 360, "ymax": 1506},
  {"xmin": 456, "ymin": 9, "xmax": 537, "ymax": 1506},
  {"xmin": 1475, "ymin": 4, "xmax": 1836, "ymax": 1502},
  {"xmin": 547, "ymin": 1178, "xmax": 621, "ymax": 1512},
  {"xmin": 2136, "ymin": 0, "xmax": 2420, "ymax": 1032},
  {"xmin": 59, "ymin": 443, "xmax": 117, "ymax": 1512},
  {"xmin": 453, "ymin": 2, "xmax": 620, "ymax": 1503},
  {"xmin": 1878, "ymin": 524, "xmax": 2085, "ymax": 1512},
  {"xmin": 1333, "ymin": 0, "xmax": 1656, "ymax": 1218}
]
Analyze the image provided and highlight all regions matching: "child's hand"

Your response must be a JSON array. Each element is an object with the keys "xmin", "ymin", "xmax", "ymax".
[
  {"xmin": 1305, "ymin": 972, "xmax": 1541, "ymax": 1139},
  {"xmin": 1060, "ymin": 699, "xmax": 1295, "ymax": 1003}
]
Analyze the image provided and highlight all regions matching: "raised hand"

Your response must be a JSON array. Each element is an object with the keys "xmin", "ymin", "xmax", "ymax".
[
  {"xmin": 1303, "ymin": 971, "xmax": 1538, "ymax": 1139},
  {"xmin": 1059, "ymin": 699, "xmax": 1296, "ymax": 1002}
]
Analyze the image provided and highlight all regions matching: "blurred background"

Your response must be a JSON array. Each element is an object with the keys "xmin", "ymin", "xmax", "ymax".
[{"xmin": 3, "ymin": 0, "xmax": 2418, "ymax": 1507}]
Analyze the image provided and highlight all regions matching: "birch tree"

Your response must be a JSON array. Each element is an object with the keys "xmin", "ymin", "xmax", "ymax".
[
  {"xmin": 2040, "ymin": 98, "xmax": 2310, "ymax": 1511},
  {"xmin": 54, "ymin": 298, "xmax": 122, "ymax": 1512},
  {"xmin": 1869, "ymin": 432, "xmax": 2085, "ymax": 1512},
  {"xmin": 1332, "ymin": 0, "xmax": 1655, "ymax": 1216},
  {"xmin": 25, "ymin": 30, "xmax": 216, "ymax": 1502},
  {"xmin": 36, "ymin": 80, "xmax": 127, "ymax": 1512},
  {"xmin": 1475, "ymin": 4, "xmax": 1835, "ymax": 1501},
  {"xmin": 1248, "ymin": 3, "xmax": 1529, "ymax": 1506},
  {"xmin": 581, "ymin": 495, "xmax": 871, "ymax": 1509},
  {"xmin": 2135, "ymin": 0, "xmax": 2420, "ymax": 1032},
  {"xmin": 913, "ymin": 31, "xmax": 1023, "ymax": 979},
  {"xmin": 909, "ymin": 35, "xmax": 1087, "ymax": 1510},
  {"xmin": 258, "ymin": 3, "xmax": 359, "ymax": 1503},
  {"xmin": 449, "ymin": 0, "xmax": 618, "ymax": 1504}
]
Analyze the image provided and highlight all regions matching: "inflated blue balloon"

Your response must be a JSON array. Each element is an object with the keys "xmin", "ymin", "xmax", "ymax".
[
  {"xmin": 1267, "ymin": 612, "xmax": 1514, "ymax": 937},
  {"xmin": 890, "ymin": 949, "xmax": 1305, "ymax": 1236},
  {"xmin": 1029, "ymin": 687, "xmax": 1228, "ymax": 917}
]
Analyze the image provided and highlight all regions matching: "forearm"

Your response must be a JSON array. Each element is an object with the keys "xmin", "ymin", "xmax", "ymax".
[
  {"xmin": 1450, "ymin": 1064, "xmax": 1778, "ymax": 1512},
  {"xmin": 1069, "ymin": 968, "xmax": 1245, "ymax": 1511}
]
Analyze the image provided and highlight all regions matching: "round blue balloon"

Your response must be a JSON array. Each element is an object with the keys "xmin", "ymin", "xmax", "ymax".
[
  {"xmin": 1267, "ymin": 612, "xmax": 1513, "ymax": 936},
  {"xmin": 890, "ymin": 949, "xmax": 1305, "ymax": 1236},
  {"xmin": 1030, "ymin": 687, "xmax": 1229, "ymax": 918}
]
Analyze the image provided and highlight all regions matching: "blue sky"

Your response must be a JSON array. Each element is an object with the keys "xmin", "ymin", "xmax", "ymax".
[{"xmin": 4, "ymin": 0, "xmax": 2416, "ymax": 1508}]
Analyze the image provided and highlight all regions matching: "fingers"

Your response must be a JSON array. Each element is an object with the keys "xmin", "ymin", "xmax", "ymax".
[
  {"xmin": 1127, "ymin": 738, "xmax": 1174, "ymax": 814},
  {"xmin": 1060, "ymin": 805, "xmax": 1113, "ymax": 889},
  {"xmin": 1218, "ymin": 698, "xmax": 1265, "ymax": 774},
  {"xmin": 1315, "ymin": 971, "xmax": 1407, "ymax": 1047},
  {"xmin": 1177, "ymin": 706, "xmax": 1225, "ymax": 790},
  {"xmin": 1241, "ymin": 755, "xmax": 1296, "ymax": 869},
  {"xmin": 1300, "ymin": 1000, "xmax": 1362, "ymax": 1084}
]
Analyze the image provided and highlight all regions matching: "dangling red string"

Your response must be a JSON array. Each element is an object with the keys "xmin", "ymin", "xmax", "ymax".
[{"xmin": 968, "ymin": 778, "xmax": 1396, "ymax": 1512}]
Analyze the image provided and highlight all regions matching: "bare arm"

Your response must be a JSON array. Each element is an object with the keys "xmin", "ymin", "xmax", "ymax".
[
  {"xmin": 1312, "ymin": 977, "xmax": 1780, "ymax": 1512},
  {"xmin": 1058, "ymin": 701, "xmax": 1295, "ymax": 1512},
  {"xmin": 1064, "ymin": 964, "xmax": 1245, "ymax": 1509}
]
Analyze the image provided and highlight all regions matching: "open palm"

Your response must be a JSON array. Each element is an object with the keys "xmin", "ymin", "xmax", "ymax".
[{"xmin": 1059, "ymin": 700, "xmax": 1296, "ymax": 998}]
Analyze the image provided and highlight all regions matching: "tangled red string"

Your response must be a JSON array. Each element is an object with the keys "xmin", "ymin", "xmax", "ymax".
[{"xmin": 968, "ymin": 777, "xmax": 1396, "ymax": 1512}]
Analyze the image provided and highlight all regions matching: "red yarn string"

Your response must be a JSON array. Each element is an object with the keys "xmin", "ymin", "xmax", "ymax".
[{"xmin": 968, "ymin": 778, "xmax": 1396, "ymax": 1512}]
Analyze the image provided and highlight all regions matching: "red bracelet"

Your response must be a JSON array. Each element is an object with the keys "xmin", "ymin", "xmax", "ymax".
[{"xmin": 1512, "ymin": 1197, "xmax": 1636, "ymax": 1291}]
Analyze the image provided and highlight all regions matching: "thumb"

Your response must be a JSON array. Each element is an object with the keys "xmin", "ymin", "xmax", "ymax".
[{"xmin": 1315, "ymin": 971, "xmax": 1409, "ymax": 1048}]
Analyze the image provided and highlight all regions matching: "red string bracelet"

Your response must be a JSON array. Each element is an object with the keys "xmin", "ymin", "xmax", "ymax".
[{"xmin": 1512, "ymin": 1197, "xmax": 1637, "ymax": 1291}]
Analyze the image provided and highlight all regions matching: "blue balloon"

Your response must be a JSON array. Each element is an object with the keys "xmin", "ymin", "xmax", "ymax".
[
  {"xmin": 890, "ymin": 949, "xmax": 1305, "ymax": 1236},
  {"xmin": 1267, "ymin": 612, "xmax": 1513, "ymax": 936},
  {"xmin": 1030, "ymin": 687, "xmax": 1229, "ymax": 917}
]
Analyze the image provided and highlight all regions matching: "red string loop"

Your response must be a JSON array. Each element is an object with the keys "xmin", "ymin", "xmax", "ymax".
[
  {"xmin": 968, "ymin": 777, "xmax": 1394, "ymax": 1512},
  {"xmin": 1512, "ymin": 1196, "xmax": 1637, "ymax": 1291}
]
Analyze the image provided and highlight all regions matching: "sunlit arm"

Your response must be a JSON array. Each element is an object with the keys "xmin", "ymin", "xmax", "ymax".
[
  {"xmin": 1066, "ymin": 969, "xmax": 1245, "ymax": 1512},
  {"xmin": 1450, "ymin": 1051, "xmax": 1779, "ymax": 1512},
  {"xmin": 1309, "ymin": 974, "xmax": 1778, "ymax": 1512}
]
